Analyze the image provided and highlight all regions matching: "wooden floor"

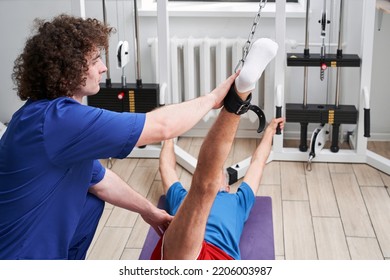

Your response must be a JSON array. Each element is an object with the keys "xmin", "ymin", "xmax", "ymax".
[{"xmin": 86, "ymin": 138, "xmax": 390, "ymax": 260}]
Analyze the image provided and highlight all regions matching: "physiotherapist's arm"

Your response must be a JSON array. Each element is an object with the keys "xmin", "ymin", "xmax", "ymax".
[
  {"xmin": 88, "ymin": 168, "xmax": 172, "ymax": 236},
  {"xmin": 135, "ymin": 72, "xmax": 238, "ymax": 147}
]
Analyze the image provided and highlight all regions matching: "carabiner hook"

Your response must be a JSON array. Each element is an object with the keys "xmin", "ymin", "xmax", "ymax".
[{"xmin": 306, "ymin": 154, "xmax": 314, "ymax": 172}]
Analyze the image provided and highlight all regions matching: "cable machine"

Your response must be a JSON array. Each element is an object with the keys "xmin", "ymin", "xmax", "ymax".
[
  {"xmin": 270, "ymin": 0, "xmax": 390, "ymax": 175},
  {"xmin": 286, "ymin": 0, "xmax": 361, "ymax": 169}
]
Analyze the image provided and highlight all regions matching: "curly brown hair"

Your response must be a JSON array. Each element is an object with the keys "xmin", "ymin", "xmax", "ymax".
[{"xmin": 12, "ymin": 14, "xmax": 115, "ymax": 100}]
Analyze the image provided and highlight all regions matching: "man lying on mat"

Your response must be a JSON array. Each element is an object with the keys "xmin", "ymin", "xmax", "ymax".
[{"xmin": 151, "ymin": 38, "xmax": 284, "ymax": 260}]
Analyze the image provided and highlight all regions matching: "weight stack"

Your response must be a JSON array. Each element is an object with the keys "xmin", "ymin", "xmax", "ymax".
[
  {"xmin": 286, "ymin": 103, "xmax": 358, "ymax": 125},
  {"xmin": 88, "ymin": 83, "xmax": 159, "ymax": 113}
]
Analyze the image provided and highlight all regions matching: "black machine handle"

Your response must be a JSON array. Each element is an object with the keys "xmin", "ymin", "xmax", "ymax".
[
  {"xmin": 364, "ymin": 108, "xmax": 370, "ymax": 137},
  {"xmin": 299, "ymin": 122, "xmax": 308, "ymax": 152},
  {"xmin": 276, "ymin": 106, "xmax": 282, "ymax": 135},
  {"xmin": 330, "ymin": 124, "xmax": 340, "ymax": 153}
]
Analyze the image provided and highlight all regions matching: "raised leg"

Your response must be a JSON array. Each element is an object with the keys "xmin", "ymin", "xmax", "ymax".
[
  {"xmin": 162, "ymin": 108, "xmax": 242, "ymax": 259},
  {"xmin": 160, "ymin": 38, "xmax": 278, "ymax": 260}
]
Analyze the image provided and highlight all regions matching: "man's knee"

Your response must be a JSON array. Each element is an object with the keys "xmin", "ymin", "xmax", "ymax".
[{"xmin": 68, "ymin": 194, "xmax": 104, "ymax": 259}]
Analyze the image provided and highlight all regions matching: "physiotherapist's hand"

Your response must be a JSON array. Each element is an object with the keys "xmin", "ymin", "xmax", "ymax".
[
  {"xmin": 209, "ymin": 71, "xmax": 239, "ymax": 109},
  {"xmin": 141, "ymin": 206, "xmax": 174, "ymax": 237}
]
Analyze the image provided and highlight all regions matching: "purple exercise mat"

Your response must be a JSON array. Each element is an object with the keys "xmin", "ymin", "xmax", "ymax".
[{"xmin": 139, "ymin": 196, "xmax": 275, "ymax": 260}]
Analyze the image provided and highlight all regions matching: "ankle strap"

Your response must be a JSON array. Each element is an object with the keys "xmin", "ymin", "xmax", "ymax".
[
  {"xmin": 223, "ymin": 84, "xmax": 252, "ymax": 114},
  {"xmin": 223, "ymin": 84, "xmax": 266, "ymax": 133}
]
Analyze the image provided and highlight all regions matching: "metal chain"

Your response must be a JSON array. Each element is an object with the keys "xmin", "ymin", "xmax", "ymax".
[{"xmin": 235, "ymin": 0, "xmax": 268, "ymax": 72}]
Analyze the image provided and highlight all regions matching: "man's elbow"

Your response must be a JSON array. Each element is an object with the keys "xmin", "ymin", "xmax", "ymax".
[{"xmin": 144, "ymin": 114, "xmax": 174, "ymax": 142}]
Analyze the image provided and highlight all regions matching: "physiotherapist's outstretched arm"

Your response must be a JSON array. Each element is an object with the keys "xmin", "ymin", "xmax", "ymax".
[{"xmin": 136, "ymin": 72, "xmax": 238, "ymax": 147}]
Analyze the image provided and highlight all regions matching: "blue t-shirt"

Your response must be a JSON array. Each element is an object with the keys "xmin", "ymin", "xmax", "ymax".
[
  {"xmin": 0, "ymin": 97, "xmax": 145, "ymax": 259},
  {"xmin": 166, "ymin": 181, "xmax": 255, "ymax": 260}
]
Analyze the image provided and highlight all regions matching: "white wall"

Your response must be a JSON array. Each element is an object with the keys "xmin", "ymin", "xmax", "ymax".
[
  {"xmin": 0, "ymin": 0, "xmax": 389, "ymax": 140},
  {"xmin": 0, "ymin": 0, "xmax": 73, "ymax": 124}
]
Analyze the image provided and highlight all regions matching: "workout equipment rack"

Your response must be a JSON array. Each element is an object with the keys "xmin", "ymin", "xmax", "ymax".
[
  {"xmin": 285, "ymin": 0, "xmax": 362, "ymax": 156},
  {"xmin": 267, "ymin": 0, "xmax": 390, "ymax": 176}
]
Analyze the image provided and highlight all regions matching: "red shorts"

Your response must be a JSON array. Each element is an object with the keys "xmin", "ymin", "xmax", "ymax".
[{"xmin": 150, "ymin": 236, "xmax": 234, "ymax": 260}]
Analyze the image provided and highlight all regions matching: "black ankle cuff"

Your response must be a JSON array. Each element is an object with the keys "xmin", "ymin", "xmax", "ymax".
[
  {"xmin": 223, "ymin": 84, "xmax": 252, "ymax": 115},
  {"xmin": 223, "ymin": 83, "xmax": 267, "ymax": 133}
]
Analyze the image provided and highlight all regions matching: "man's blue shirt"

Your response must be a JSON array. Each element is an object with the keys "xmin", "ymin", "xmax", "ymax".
[{"xmin": 0, "ymin": 97, "xmax": 145, "ymax": 259}]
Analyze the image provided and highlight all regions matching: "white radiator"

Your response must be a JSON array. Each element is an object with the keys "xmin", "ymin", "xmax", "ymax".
[
  {"xmin": 148, "ymin": 37, "xmax": 268, "ymax": 137},
  {"xmin": 0, "ymin": 122, "xmax": 7, "ymax": 139}
]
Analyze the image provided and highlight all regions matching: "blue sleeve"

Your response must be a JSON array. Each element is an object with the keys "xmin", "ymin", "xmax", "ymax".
[
  {"xmin": 89, "ymin": 160, "xmax": 106, "ymax": 187},
  {"xmin": 165, "ymin": 182, "xmax": 187, "ymax": 215},
  {"xmin": 43, "ymin": 98, "xmax": 145, "ymax": 166},
  {"xmin": 236, "ymin": 182, "xmax": 256, "ymax": 222}
]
